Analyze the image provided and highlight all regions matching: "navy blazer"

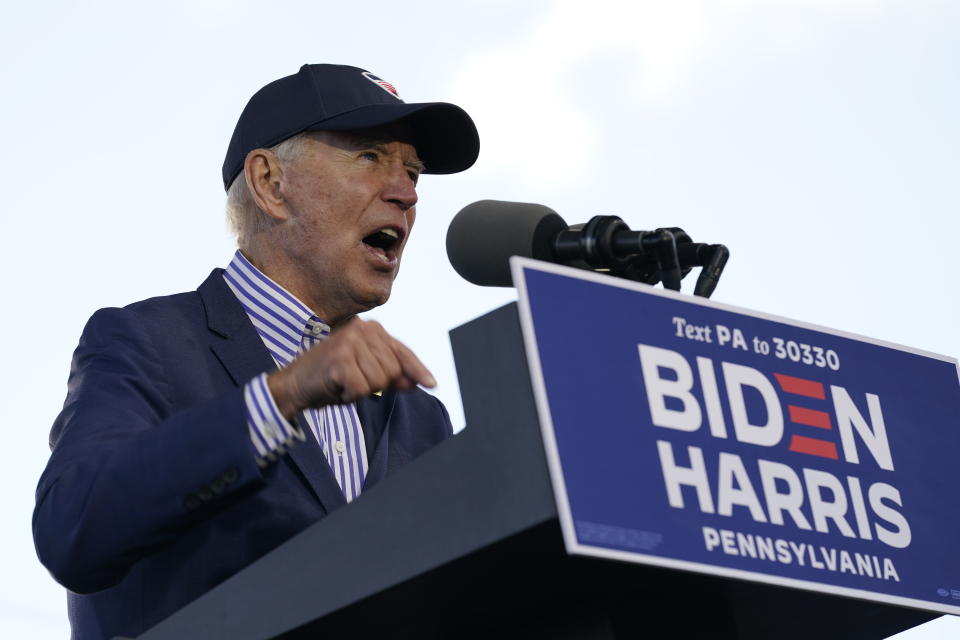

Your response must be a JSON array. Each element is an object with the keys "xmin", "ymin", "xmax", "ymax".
[{"xmin": 33, "ymin": 269, "xmax": 453, "ymax": 640}]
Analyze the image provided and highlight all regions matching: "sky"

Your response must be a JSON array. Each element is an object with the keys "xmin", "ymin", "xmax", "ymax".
[{"xmin": 1, "ymin": 0, "xmax": 957, "ymax": 637}]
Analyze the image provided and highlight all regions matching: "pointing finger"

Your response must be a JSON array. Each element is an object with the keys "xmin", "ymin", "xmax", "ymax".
[{"xmin": 387, "ymin": 338, "xmax": 436, "ymax": 388}]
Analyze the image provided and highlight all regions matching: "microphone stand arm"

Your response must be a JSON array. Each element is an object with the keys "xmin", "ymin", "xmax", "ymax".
[{"xmin": 551, "ymin": 215, "xmax": 729, "ymax": 298}]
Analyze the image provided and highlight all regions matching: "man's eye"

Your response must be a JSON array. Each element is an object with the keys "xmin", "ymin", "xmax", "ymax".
[
  {"xmin": 407, "ymin": 171, "xmax": 420, "ymax": 184},
  {"xmin": 360, "ymin": 151, "xmax": 379, "ymax": 162}
]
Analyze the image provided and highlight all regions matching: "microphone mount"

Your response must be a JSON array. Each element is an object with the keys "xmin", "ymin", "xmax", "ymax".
[
  {"xmin": 552, "ymin": 215, "xmax": 729, "ymax": 298},
  {"xmin": 445, "ymin": 200, "xmax": 730, "ymax": 297}
]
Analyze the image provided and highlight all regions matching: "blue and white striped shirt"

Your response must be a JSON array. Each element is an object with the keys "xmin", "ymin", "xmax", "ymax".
[{"xmin": 223, "ymin": 250, "xmax": 369, "ymax": 502}]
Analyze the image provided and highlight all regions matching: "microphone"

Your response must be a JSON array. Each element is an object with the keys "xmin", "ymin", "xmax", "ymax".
[
  {"xmin": 446, "ymin": 200, "xmax": 729, "ymax": 297},
  {"xmin": 445, "ymin": 200, "xmax": 567, "ymax": 287}
]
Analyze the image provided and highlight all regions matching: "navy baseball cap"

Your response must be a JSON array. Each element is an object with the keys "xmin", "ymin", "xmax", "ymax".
[{"xmin": 222, "ymin": 64, "xmax": 480, "ymax": 190}]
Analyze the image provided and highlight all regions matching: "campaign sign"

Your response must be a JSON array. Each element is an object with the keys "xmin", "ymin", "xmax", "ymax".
[{"xmin": 511, "ymin": 257, "xmax": 960, "ymax": 615}]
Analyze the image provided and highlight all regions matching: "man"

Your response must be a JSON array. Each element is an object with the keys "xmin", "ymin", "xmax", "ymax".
[{"xmin": 33, "ymin": 64, "xmax": 479, "ymax": 640}]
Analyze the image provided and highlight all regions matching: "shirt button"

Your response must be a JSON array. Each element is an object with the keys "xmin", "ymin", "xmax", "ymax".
[
  {"xmin": 311, "ymin": 326, "xmax": 322, "ymax": 336},
  {"xmin": 335, "ymin": 441, "xmax": 346, "ymax": 454}
]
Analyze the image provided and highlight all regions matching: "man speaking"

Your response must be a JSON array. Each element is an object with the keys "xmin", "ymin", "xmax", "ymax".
[{"xmin": 32, "ymin": 63, "xmax": 479, "ymax": 640}]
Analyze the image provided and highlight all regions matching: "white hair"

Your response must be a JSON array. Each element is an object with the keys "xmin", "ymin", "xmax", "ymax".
[{"xmin": 225, "ymin": 132, "xmax": 317, "ymax": 247}]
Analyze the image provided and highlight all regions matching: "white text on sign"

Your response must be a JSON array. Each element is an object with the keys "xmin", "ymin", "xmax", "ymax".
[
  {"xmin": 672, "ymin": 316, "xmax": 841, "ymax": 371},
  {"xmin": 637, "ymin": 344, "xmax": 909, "ymax": 554}
]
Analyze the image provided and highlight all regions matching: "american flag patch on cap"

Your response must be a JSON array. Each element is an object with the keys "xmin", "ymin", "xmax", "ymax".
[{"xmin": 361, "ymin": 71, "xmax": 400, "ymax": 99}]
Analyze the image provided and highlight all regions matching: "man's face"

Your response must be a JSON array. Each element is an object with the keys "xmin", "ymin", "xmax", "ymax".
[{"xmin": 275, "ymin": 126, "xmax": 422, "ymax": 324}]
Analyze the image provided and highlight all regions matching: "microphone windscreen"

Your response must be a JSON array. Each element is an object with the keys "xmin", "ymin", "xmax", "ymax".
[{"xmin": 446, "ymin": 200, "xmax": 568, "ymax": 286}]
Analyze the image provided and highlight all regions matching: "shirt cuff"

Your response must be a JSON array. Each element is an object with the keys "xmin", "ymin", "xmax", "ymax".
[{"xmin": 243, "ymin": 373, "xmax": 306, "ymax": 466}]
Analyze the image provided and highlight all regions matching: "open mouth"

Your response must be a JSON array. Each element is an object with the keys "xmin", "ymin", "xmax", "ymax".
[{"xmin": 362, "ymin": 228, "xmax": 402, "ymax": 261}]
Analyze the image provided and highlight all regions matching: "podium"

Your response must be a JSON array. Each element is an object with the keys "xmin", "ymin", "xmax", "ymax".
[{"xmin": 136, "ymin": 301, "xmax": 938, "ymax": 639}]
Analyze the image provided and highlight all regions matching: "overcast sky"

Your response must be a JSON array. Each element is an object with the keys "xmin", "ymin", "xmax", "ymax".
[{"xmin": 1, "ymin": 1, "xmax": 957, "ymax": 637}]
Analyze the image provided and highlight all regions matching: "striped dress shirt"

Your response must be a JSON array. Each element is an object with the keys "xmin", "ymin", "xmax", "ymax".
[{"xmin": 222, "ymin": 250, "xmax": 369, "ymax": 502}]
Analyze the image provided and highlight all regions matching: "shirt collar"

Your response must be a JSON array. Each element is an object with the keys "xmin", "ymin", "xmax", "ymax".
[{"xmin": 222, "ymin": 250, "xmax": 330, "ymax": 366}]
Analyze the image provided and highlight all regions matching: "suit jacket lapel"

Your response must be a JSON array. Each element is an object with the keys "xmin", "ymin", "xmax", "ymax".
[
  {"xmin": 356, "ymin": 391, "xmax": 397, "ymax": 489},
  {"xmin": 197, "ymin": 269, "xmax": 345, "ymax": 514},
  {"xmin": 286, "ymin": 418, "xmax": 346, "ymax": 513}
]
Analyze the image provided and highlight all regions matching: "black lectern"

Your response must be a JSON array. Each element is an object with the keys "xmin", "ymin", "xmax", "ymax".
[{"xmin": 135, "ymin": 304, "xmax": 935, "ymax": 639}]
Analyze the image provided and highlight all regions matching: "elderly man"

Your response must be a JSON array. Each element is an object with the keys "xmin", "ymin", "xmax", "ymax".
[{"xmin": 33, "ymin": 64, "xmax": 479, "ymax": 640}]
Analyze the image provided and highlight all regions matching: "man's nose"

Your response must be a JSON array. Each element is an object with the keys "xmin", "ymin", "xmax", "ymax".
[{"xmin": 382, "ymin": 163, "xmax": 418, "ymax": 211}]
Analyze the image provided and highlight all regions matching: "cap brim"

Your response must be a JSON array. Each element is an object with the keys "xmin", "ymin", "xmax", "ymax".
[{"xmin": 305, "ymin": 102, "xmax": 479, "ymax": 174}]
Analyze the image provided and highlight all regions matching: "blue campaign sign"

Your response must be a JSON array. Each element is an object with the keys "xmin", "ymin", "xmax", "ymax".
[{"xmin": 511, "ymin": 257, "xmax": 960, "ymax": 615}]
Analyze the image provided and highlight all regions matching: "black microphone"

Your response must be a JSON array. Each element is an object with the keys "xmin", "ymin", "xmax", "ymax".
[
  {"xmin": 446, "ymin": 200, "xmax": 567, "ymax": 287},
  {"xmin": 446, "ymin": 200, "xmax": 729, "ymax": 297}
]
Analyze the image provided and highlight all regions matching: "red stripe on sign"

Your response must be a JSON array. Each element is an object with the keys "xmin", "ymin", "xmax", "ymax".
[
  {"xmin": 789, "ymin": 435, "xmax": 839, "ymax": 459},
  {"xmin": 788, "ymin": 405, "xmax": 833, "ymax": 429},
  {"xmin": 774, "ymin": 373, "xmax": 826, "ymax": 399}
]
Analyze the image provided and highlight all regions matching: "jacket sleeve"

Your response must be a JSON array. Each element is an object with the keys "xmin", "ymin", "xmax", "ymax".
[{"xmin": 33, "ymin": 307, "xmax": 266, "ymax": 594}]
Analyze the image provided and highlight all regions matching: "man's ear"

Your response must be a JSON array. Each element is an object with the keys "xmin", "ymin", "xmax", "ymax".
[{"xmin": 244, "ymin": 149, "xmax": 288, "ymax": 221}]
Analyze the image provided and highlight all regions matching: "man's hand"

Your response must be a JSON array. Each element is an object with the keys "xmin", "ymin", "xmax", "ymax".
[{"xmin": 267, "ymin": 318, "xmax": 436, "ymax": 421}]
